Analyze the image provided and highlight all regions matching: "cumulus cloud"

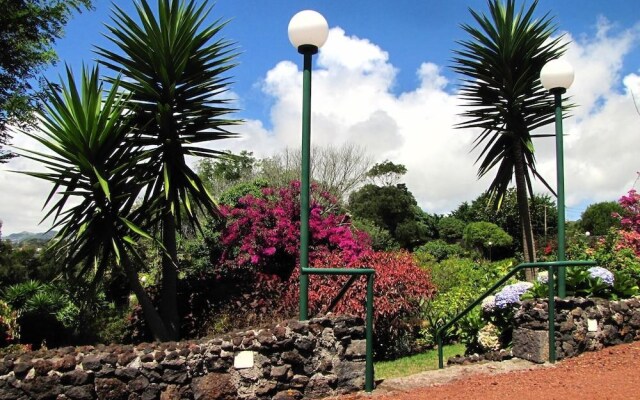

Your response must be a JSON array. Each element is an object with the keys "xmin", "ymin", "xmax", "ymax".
[
  {"xmin": 534, "ymin": 20, "xmax": 640, "ymax": 209},
  {"xmin": 2, "ymin": 20, "xmax": 640, "ymax": 234}
]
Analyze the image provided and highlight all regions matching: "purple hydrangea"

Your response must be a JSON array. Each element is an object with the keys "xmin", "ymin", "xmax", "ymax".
[
  {"xmin": 588, "ymin": 266, "xmax": 614, "ymax": 286},
  {"xmin": 494, "ymin": 282, "xmax": 534, "ymax": 309},
  {"xmin": 481, "ymin": 295, "xmax": 496, "ymax": 313}
]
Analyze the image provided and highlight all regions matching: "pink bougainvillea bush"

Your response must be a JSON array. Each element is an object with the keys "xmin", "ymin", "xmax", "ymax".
[
  {"xmin": 616, "ymin": 189, "xmax": 640, "ymax": 257},
  {"xmin": 218, "ymin": 181, "xmax": 371, "ymax": 277}
]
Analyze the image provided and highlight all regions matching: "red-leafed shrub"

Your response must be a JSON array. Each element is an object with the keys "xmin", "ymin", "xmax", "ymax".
[{"xmin": 283, "ymin": 250, "xmax": 436, "ymax": 359}]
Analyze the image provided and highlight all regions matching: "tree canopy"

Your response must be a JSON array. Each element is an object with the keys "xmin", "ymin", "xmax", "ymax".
[
  {"xmin": 579, "ymin": 201, "xmax": 624, "ymax": 236},
  {"xmin": 0, "ymin": 0, "xmax": 93, "ymax": 162}
]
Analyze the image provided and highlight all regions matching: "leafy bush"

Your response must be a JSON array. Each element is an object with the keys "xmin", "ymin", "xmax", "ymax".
[
  {"xmin": 2, "ymin": 280, "xmax": 80, "ymax": 348},
  {"xmin": 0, "ymin": 301, "xmax": 17, "ymax": 346},
  {"xmin": 437, "ymin": 217, "xmax": 466, "ymax": 243},
  {"xmin": 298, "ymin": 250, "xmax": 435, "ymax": 360},
  {"xmin": 417, "ymin": 258, "xmax": 515, "ymax": 348},
  {"xmin": 524, "ymin": 266, "xmax": 639, "ymax": 301},
  {"xmin": 416, "ymin": 240, "xmax": 466, "ymax": 262},
  {"xmin": 463, "ymin": 221, "xmax": 512, "ymax": 255}
]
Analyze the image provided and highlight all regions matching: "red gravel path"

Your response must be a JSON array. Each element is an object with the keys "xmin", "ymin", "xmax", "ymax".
[{"xmin": 340, "ymin": 340, "xmax": 640, "ymax": 400}]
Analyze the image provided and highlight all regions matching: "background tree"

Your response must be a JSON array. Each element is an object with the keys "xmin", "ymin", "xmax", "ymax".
[
  {"xmin": 579, "ymin": 201, "xmax": 624, "ymax": 236},
  {"xmin": 260, "ymin": 143, "xmax": 373, "ymax": 199},
  {"xmin": 0, "ymin": 0, "xmax": 93, "ymax": 161},
  {"xmin": 452, "ymin": 0, "xmax": 567, "ymax": 271},
  {"xmin": 452, "ymin": 189, "xmax": 557, "ymax": 254},
  {"xmin": 97, "ymin": 0, "xmax": 240, "ymax": 340},
  {"xmin": 348, "ymin": 162, "xmax": 437, "ymax": 250},
  {"xmin": 197, "ymin": 150, "xmax": 257, "ymax": 198},
  {"xmin": 366, "ymin": 160, "xmax": 407, "ymax": 187},
  {"xmin": 437, "ymin": 216, "xmax": 466, "ymax": 243}
]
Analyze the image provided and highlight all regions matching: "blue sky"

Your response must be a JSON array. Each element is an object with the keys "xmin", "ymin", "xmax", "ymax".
[
  {"xmin": 2, "ymin": 0, "xmax": 640, "ymax": 234},
  {"xmin": 51, "ymin": 0, "xmax": 640, "ymax": 123}
]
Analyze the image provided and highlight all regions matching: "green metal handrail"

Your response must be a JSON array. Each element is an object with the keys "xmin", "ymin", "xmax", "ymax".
[
  {"xmin": 302, "ymin": 267, "xmax": 375, "ymax": 392},
  {"xmin": 436, "ymin": 260, "xmax": 597, "ymax": 369}
]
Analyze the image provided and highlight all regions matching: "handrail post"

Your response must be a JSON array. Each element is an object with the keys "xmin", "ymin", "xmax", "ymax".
[
  {"xmin": 547, "ymin": 264, "xmax": 556, "ymax": 363},
  {"xmin": 365, "ymin": 272, "xmax": 374, "ymax": 392},
  {"xmin": 302, "ymin": 267, "xmax": 375, "ymax": 392}
]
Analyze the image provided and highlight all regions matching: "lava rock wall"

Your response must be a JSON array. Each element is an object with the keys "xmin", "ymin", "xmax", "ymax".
[
  {"xmin": 513, "ymin": 297, "xmax": 640, "ymax": 363},
  {"xmin": 0, "ymin": 314, "xmax": 367, "ymax": 399}
]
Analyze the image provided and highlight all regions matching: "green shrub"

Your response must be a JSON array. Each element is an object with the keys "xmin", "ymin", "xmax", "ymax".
[
  {"xmin": 437, "ymin": 217, "xmax": 466, "ymax": 243},
  {"xmin": 463, "ymin": 221, "xmax": 512, "ymax": 255},
  {"xmin": 418, "ymin": 258, "xmax": 515, "ymax": 347},
  {"xmin": 416, "ymin": 240, "xmax": 466, "ymax": 262},
  {"xmin": 2, "ymin": 280, "xmax": 79, "ymax": 348}
]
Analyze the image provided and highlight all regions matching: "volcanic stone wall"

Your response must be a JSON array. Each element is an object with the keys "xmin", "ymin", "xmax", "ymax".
[
  {"xmin": 512, "ymin": 297, "xmax": 640, "ymax": 363},
  {"xmin": 0, "ymin": 314, "xmax": 367, "ymax": 399}
]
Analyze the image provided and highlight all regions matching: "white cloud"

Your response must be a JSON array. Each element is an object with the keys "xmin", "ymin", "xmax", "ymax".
[
  {"xmin": 534, "ymin": 21, "xmax": 640, "ymax": 209},
  {"xmin": 3, "ymin": 21, "xmax": 640, "ymax": 234}
]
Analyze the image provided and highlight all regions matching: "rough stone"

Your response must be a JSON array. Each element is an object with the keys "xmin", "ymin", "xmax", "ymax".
[
  {"xmin": 21, "ymin": 375, "xmax": 61, "ymax": 399},
  {"xmin": 94, "ymin": 377, "xmax": 129, "ymax": 400},
  {"xmin": 60, "ymin": 370, "xmax": 93, "ymax": 386},
  {"xmin": 64, "ymin": 384, "xmax": 95, "ymax": 400},
  {"xmin": 305, "ymin": 373, "xmax": 336, "ymax": 399},
  {"xmin": 512, "ymin": 328, "xmax": 549, "ymax": 363},
  {"xmin": 191, "ymin": 373, "xmax": 236, "ymax": 400},
  {"xmin": 81, "ymin": 355, "xmax": 102, "ymax": 371},
  {"xmin": 272, "ymin": 389, "xmax": 303, "ymax": 400},
  {"xmin": 345, "ymin": 340, "xmax": 367, "ymax": 360}
]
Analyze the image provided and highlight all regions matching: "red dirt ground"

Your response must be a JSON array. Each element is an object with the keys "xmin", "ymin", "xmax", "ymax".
[{"xmin": 338, "ymin": 340, "xmax": 640, "ymax": 400}]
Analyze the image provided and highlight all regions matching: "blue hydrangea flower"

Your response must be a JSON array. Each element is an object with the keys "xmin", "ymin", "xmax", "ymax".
[
  {"xmin": 494, "ymin": 282, "xmax": 534, "ymax": 309},
  {"xmin": 588, "ymin": 266, "xmax": 614, "ymax": 286}
]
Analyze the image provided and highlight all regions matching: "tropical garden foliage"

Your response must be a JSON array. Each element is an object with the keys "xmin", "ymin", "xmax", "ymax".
[{"xmin": 1, "ymin": 0, "xmax": 640, "ymax": 370}]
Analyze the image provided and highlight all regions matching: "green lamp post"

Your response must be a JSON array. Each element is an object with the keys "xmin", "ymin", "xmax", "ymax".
[
  {"xmin": 288, "ymin": 10, "xmax": 329, "ymax": 320},
  {"xmin": 540, "ymin": 59, "xmax": 575, "ymax": 298}
]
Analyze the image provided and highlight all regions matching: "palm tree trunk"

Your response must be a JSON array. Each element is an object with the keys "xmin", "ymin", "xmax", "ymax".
[
  {"xmin": 513, "ymin": 140, "xmax": 537, "ymax": 280},
  {"xmin": 160, "ymin": 212, "xmax": 180, "ymax": 340},
  {"xmin": 121, "ymin": 252, "xmax": 171, "ymax": 341}
]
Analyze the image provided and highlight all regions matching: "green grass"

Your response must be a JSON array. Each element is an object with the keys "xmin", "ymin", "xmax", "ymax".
[{"xmin": 374, "ymin": 344, "xmax": 467, "ymax": 380}]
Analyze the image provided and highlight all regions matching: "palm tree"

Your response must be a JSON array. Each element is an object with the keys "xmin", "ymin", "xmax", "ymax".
[
  {"xmin": 453, "ymin": 0, "xmax": 568, "ymax": 270},
  {"xmin": 19, "ymin": 66, "xmax": 172, "ymax": 340},
  {"xmin": 96, "ymin": 0, "xmax": 240, "ymax": 339}
]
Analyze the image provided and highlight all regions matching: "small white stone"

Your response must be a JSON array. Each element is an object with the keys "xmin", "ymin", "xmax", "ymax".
[
  {"xmin": 587, "ymin": 319, "xmax": 598, "ymax": 332},
  {"xmin": 234, "ymin": 351, "xmax": 254, "ymax": 369}
]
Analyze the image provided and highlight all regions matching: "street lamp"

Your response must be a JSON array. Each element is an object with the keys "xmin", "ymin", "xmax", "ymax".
[
  {"xmin": 540, "ymin": 58, "xmax": 574, "ymax": 298},
  {"xmin": 288, "ymin": 10, "xmax": 329, "ymax": 320}
]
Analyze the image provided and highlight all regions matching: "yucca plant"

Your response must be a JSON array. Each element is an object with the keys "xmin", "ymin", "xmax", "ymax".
[
  {"xmin": 453, "ymin": 0, "xmax": 568, "ymax": 269},
  {"xmin": 17, "ymin": 65, "xmax": 173, "ymax": 340},
  {"xmin": 96, "ymin": 0, "xmax": 240, "ymax": 339}
]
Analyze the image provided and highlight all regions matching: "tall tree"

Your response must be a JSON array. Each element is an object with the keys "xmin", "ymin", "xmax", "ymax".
[
  {"xmin": 0, "ymin": 0, "xmax": 93, "ymax": 162},
  {"xmin": 579, "ymin": 201, "xmax": 624, "ymax": 236},
  {"xmin": 259, "ymin": 143, "xmax": 373, "ymax": 200},
  {"xmin": 18, "ymin": 66, "xmax": 173, "ymax": 340},
  {"xmin": 453, "ymin": 0, "xmax": 567, "ymax": 270},
  {"xmin": 97, "ymin": 0, "xmax": 239, "ymax": 339}
]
